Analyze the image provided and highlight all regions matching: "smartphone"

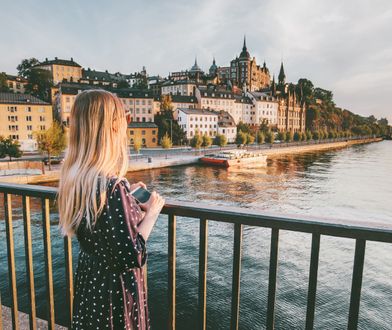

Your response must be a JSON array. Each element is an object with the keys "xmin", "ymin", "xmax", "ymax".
[{"xmin": 130, "ymin": 186, "xmax": 151, "ymax": 204}]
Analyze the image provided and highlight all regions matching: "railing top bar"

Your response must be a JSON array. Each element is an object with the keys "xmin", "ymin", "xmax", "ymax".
[
  {"xmin": 1, "ymin": 182, "xmax": 391, "ymax": 243},
  {"xmin": 0, "ymin": 182, "xmax": 57, "ymax": 198}
]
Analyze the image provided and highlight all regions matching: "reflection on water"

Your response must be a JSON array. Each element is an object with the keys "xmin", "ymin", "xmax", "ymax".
[{"xmin": 1, "ymin": 141, "xmax": 392, "ymax": 329}]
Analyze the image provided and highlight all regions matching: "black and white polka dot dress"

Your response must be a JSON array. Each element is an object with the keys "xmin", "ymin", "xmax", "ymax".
[{"xmin": 72, "ymin": 177, "xmax": 150, "ymax": 329}]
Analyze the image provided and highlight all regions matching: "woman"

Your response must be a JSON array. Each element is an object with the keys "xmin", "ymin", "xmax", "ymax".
[{"xmin": 58, "ymin": 90, "xmax": 164, "ymax": 330}]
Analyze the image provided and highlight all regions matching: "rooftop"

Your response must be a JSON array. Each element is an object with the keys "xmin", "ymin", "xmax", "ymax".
[
  {"xmin": 0, "ymin": 92, "xmax": 50, "ymax": 105},
  {"xmin": 177, "ymin": 107, "xmax": 217, "ymax": 115},
  {"xmin": 128, "ymin": 122, "xmax": 158, "ymax": 128},
  {"xmin": 37, "ymin": 57, "xmax": 81, "ymax": 68}
]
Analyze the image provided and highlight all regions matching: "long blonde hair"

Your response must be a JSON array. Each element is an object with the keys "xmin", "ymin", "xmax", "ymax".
[{"xmin": 58, "ymin": 90, "xmax": 129, "ymax": 236}]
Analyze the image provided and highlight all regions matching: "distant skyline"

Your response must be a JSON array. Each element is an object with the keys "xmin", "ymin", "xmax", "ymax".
[{"xmin": 1, "ymin": 0, "xmax": 391, "ymax": 121}]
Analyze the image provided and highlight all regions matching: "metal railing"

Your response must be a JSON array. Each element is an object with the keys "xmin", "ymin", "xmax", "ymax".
[{"xmin": 0, "ymin": 182, "xmax": 391, "ymax": 330}]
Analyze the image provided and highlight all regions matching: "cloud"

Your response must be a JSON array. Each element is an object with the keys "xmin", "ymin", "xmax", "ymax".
[{"xmin": 0, "ymin": 0, "xmax": 391, "ymax": 121}]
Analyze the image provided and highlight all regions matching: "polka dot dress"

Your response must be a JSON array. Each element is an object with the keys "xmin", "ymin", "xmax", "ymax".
[{"xmin": 72, "ymin": 177, "xmax": 150, "ymax": 330}]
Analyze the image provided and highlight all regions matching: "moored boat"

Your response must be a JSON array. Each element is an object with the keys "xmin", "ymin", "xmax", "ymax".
[{"xmin": 200, "ymin": 149, "xmax": 267, "ymax": 167}]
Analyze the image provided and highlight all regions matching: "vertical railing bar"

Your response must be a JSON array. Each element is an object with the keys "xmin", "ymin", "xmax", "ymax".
[
  {"xmin": 348, "ymin": 239, "xmax": 366, "ymax": 330},
  {"xmin": 266, "ymin": 228, "xmax": 279, "ymax": 330},
  {"xmin": 230, "ymin": 223, "xmax": 243, "ymax": 330},
  {"xmin": 22, "ymin": 196, "xmax": 37, "ymax": 330},
  {"xmin": 64, "ymin": 236, "xmax": 73, "ymax": 329},
  {"xmin": 198, "ymin": 218, "xmax": 208, "ymax": 330},
  {"xmin": 305, "ymin": 233, "xmax": 321, "ymax": 330},
  {"xmin": 42, "ymin": 198, "xmax": 55, "ymax": 329},
  {"xmin": 168, "ymin": 214, "xmax": 176, "ymax": 330},
  {"xmin": 4, "ymin": 193, "xmax": 19, "ymax": 330},
  {"xmin": 0, "ymin": 288, "xmax": 3, "ymax": 330}
]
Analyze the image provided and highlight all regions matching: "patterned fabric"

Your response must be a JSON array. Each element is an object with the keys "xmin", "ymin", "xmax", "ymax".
[{"xmin": 72, "ymin": 177, "xmax": 150, "ymax": 329}]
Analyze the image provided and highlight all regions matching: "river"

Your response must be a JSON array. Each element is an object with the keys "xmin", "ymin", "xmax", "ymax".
[{"xmin": 1, "ymin": 141, "xmax": 391, "ymax": 329}]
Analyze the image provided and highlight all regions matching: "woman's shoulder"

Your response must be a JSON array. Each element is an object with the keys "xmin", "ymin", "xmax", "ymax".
[{"xmin": 107, "ymin": 175, "xmax": 131, "ymax": 194}]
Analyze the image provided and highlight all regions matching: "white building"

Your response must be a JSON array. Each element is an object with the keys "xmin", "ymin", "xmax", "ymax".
[
  {"xmin": 247, "ymin": 91, "xmax": 279, "ymax": 127},
  {"xmin": 216, "ymin": 111, "xmax": 237, "ymax": 143},
  {"xmin": 176, "ymin": 108, "xmax": 218, "ymax": 139},
  {"xmin": 161, "ymin": 80, "xmax": 197, "ymax": 96},
  {"xmin": 234, "ymin": 95, "xmax": 254, "ymax": 125}
]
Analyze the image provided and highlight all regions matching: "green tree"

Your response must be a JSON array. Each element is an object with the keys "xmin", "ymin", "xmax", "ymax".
[
  {"xmin": 154, "ymin": 108, "xmax": 186, "ymax": 145},
  {"xmin": 0, "ymin": 73, "xmax": 10, "ymax": 92},
  {"xmin": 265, "ymin": 131, "xmax": 275, "ymax": 144},
  {"xmin": 25, "ymin": 68, "xmax": 53, "ymax": 101},
  {"xmin": 117, "ymin": 80, "xmax": 130, "ymax": 89},
  {"xmin": 34, "ymin": 121, "xmax": 66, "ymax": 170},
  {"xmin": 236, "ymin": 121, "xmax": 251, "ymax": 134},
  {"xmin": 214, "ymin": 134, "xmax": 227, "ymax": 149},
  {"xmin": 313, "ymin": 130, "xmax": 320, "ymax": 140},
  {"xmin": 235, "ymin": 131, "xmax": 247, "ymax": 145},
  {"xmin": 256, "ymin": 131, "xmax": 265, "ymax": 144},
  {"xmin": 277, "ymin": 131, "xmax": 286, "ymax": 142},
  {"xmin": 202, "ymin": 134, "xmax": 212, "ymax": 149},
  {"xmin": 0, "ymin": 137, "xmax": 23, "ymax": 161},
  {"xmin": 160, "ymin": 133, "xmax": 172, "ymax": 149},
  {"xmin": 190, "ymin": 132, "xmax": 203, "ymax": 150},
  {"xmin": 17, "ymin": 58, "xmax": 40, "ymax": 78},
  {"xmin": 286, "ymin": 131, "xmax": 294, "ymax": 142},
  {"xmin": 306, "ymin": 130, "xmax": 313, "ymax": 140},
  {"xmin": 246, "ymin": 133, "xmax": 255, "ymax": 145}
]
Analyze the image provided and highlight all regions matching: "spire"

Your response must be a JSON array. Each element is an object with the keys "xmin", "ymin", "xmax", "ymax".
[
  {"xmin": 278, "ymin": 61, "xmax": 286, "ymax": 85},
  {"xmin": 240, "ymin": 35, "xmax": 250, "ymax": 59},
  {"xmin": 243, "ymin": 35, "xmax": 247, "ymax": 51},
  {"xmin": 213, "ymin": 56, "xmax": 216, "ymax": 65},
  {"xmin": 194, "ymin": 56, "xmax": 198, "ymax": 67}
]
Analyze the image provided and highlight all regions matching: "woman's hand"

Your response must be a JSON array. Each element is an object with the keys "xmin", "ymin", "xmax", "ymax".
[
  {"xmin": 129, "ymin": 181, "xmax": 147, "ymax": 192},
  {"xmin": 139, "ymin": 191, "xmax": 165, "ymax": 218}
]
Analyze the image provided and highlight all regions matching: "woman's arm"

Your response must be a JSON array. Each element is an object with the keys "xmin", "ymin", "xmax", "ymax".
[{"xmin": 138, "ymin": 191, "xmax": 165, "ymax": 241}]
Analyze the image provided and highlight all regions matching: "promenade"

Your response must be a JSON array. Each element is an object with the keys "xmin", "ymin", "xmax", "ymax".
[{"xmin": 0, "ymin": 137, "xmax": 382, "ymax": 184}]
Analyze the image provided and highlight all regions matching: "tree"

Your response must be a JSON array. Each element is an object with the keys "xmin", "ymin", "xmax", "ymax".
[
  {"xmin": 160, "ymin": 95, "xmax": 173, "ymax": 111},
  {"xmin": 286, "ymin": 131, "xmax": 294, "ymax": 143},
  {"xmin": 236, "ymin": 121, "xmax": 251, "ymax": 134},
  {"xmin": 214, "ymin": 134, "xmax": 227, "ymax": 149},
  {"xmin": 246, "ymin": 133, "xmax": 255, "ymax": 145},
  {"xmin": 34, "ymin": 121, "xmax": 66, "ymax": 170},
  {"xmin": 256, "ymin": 131, "xmax": 265, "ymax": 144},
  {"xmin": 133, "ymin": 137, "xmax": 142, "ymax": 154},
  {"xmin": 0, "ymin": 73, "xmax": 10, "ymax": 92},
  {"xmin": 0, "ymin": 136, "xmax": 23, "ymax": 161},
  {"xmin": 154, "ymin": 108, "xmax": 186, "ymax": 145},
  {"xmin": 277, "ymin": 131, "xmax": 286, "ymax": 142},
  {"xmin": 202, "ymin": 134, "xmax": 212, "ymax": 149},
  {"xmin": 25, "ymin": 68, "xmax": 52, "ymax": 101},
  {"xmin": 117, "ymin": 80, "xmax": 130, "ymax": 89},
  {"xmin": 160, "ymin": 133, "xmax": 172, "ymax": 149},
  {"xmin": 306, "ymin": 130, "xmax": 313, "ymax": 140},
  {"xmin": 235, "ymin": 131, "xmax": 247, "ymax": 145},
  {"xmin": 17, "ymin": 58, "xmax": 40, "ymax": 78},
  {"xmin": 265, "ymin": 131, "xmax": 275, "ymax": 144},
  {"xmin": 190, "ymin": 133, "xmax": 203, "ymax": 150}
]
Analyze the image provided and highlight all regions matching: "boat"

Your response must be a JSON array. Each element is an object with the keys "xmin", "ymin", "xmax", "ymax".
[{"xmin": 200, "ymin": 149, "xmax": 267, "ymax": 167}]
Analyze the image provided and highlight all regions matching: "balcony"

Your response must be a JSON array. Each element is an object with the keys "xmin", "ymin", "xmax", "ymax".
[{"xmin": 0, "ymin": 182, "xmax": 391, "ymax": 329}]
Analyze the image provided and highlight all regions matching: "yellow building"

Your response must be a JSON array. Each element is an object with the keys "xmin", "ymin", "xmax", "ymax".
[
  {"xmin": 127, "ymin": 122, "xmax": 158, "ymax": 148},
  {"xmin": 4, "ymin": 74, "xmax": 28, "ymax": 93},
  {"xmin": 0, "ymin": 93, "xmax": 53, "ymax": 151},
  {"xmin": 35, "ymin": 57, "xmax": 82, "ymax": 85}
]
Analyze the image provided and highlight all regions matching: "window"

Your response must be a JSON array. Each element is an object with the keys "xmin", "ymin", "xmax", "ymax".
[
  {"xmin": 26, "ymin": 107, "xmax": 31, "ymax": 112},
  {"xmin": 142, "ymin": 138, "xmax": 146, "ymax": 145},
  {"xmin": 40, "ymin": 116, "xmax": 45, "ymax": 122},
  {"xmin": 28, "ymin": 134, "xmax": 33, "ymax": 139},
  {"xmin": 27, "ymin": 125, "xmax": 32, "ymax": 130},
  {"xmin": 26, "ymin": 116, "xmax": 32, "ymax": 121},
  {"xmin": 152, "ymin": 138, "xmax": 156, "ymax": 143},
  {"xmin": 130, "ymin": 130, "xmax": 134, "ymax": 135},
  {"xmin": 152, "ymin": 130, "xmax": 156, "ymax": 135},
  {"xmin": 40, "ymin": 125, "xmax": 46, "ymax": 130},
  {"xmin": 142, "ymin": 130, "xmax": 146, "ymax": 135}
]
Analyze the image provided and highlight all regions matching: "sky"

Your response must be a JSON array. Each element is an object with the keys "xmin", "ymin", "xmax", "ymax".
[{"xmin": 1, "ymin": 0, "xmax": 391, "ymax": 122}]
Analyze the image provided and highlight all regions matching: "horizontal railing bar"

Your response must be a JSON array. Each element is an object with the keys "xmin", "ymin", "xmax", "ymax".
[{"xmin": 1, "ymin": 183, "xmax": 392, "ymax": 242}]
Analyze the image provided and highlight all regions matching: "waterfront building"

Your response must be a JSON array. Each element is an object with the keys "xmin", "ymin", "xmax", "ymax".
[
  {"xmin": 127, "ymin": 122, "xmax": 158, "ymax": 148},
  {"xmin": 247, "ymin": 91, "xmax": 279, "ymax": 127},
  {"xmin": 229, "ymin": 37, "xmax": 271, "ymax": 91},
  {"xmin": 4, "ymin": 74, "xmax": 28, "ymax": 93},
  {"xmin": 176, "ymin": 108, "xmax": 218, "ymax": 139},
  {"xmin": 153, "ymin": 94, "xmax": 198, "ymax": 117},
  {"xmin": 277, "ymin": 91, "xmax": 306, "ymax": 132},
  {"xmin": 34, "ymin": 57, "xmax": 82, "ymax": 85},
  {"xmin": 216, "ymin": 110, "xmax": 237, "ymax": 143},
  {"xmin": 161, "ymin": 79, "xmax": 197, "ymax": 96},
  {"xmin": 234, "ymin": 94, "xmax": 254, "ymax": 125},
  {"xmin": 196, "ymin": 86, "xmax": 235, "ymax": 117},
  {"xmin": 0, "ymin": 92, "xmax": 53, "ymax": 151},
  {"xmin": 115, "ymin": 89, "xmax": 154, "ymax": 123}
]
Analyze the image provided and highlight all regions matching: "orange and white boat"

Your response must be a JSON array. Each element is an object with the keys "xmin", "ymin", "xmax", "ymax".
[{"xmin": 200, "ymin": 149, "xmax": 267, "ymax": 167}]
